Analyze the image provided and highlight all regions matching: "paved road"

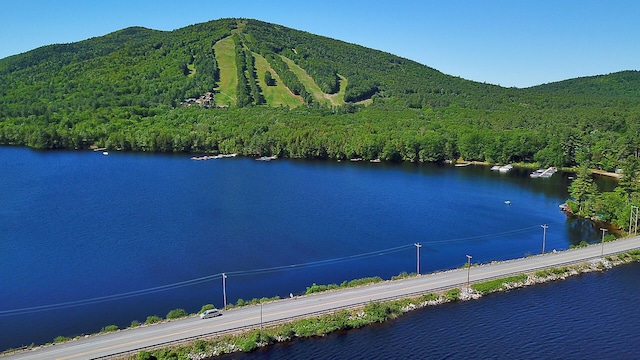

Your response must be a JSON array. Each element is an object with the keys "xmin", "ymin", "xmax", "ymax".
[{"xmin": 5, "ymin": 236, "xmax": 640, "ymax": 360}]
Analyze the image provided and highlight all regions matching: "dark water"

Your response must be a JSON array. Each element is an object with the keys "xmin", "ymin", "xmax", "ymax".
[
  {"xmin": 229, "ymin": 263, "xmax": 640, "ymax": 360},
  {"xmin": 0, "ymin": 147, "xmax": 618, "ymax": 350}
]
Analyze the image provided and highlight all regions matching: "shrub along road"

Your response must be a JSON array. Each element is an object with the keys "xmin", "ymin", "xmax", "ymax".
[{"xmin": 5, "ymin": 236, "xmax": 640, "ymax": 360}]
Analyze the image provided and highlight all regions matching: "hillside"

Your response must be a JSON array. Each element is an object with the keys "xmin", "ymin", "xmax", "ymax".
[{"xmin": 0, "ymin": 18, "xmax": 639, "ymax": 169}]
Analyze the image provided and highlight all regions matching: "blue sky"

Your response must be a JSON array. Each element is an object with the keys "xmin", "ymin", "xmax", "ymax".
[{"xmin": 0, "ymin": 0, "xmax": 638, "ymax": 88}]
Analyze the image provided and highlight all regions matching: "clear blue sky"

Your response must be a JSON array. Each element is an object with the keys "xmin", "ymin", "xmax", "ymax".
[{"xmin": 1, "ymin": 0, "xmax": 638, "ymax": 88}]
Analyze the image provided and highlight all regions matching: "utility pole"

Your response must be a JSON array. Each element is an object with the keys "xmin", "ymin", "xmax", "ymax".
[
  {"xmin": 541, "ymin": 224, "xmax": 548, "ymax": 254},
  {"xmin": 414, "ymin": 243, "xmax": 422, "ymax": 275},
  {"xmin": 631, "ymin": 205, "xmax": 639, "ymax": 236},
  {"xmin": 466, "ymin": 255, "xmax": 472, "ymax": 291},
  {"xmin": 600, "ymin": 228, "xmax": 607, "ymax": 257},
  {"xmin": 222, "ymin": 273, "xmax": 227, "ymax": 309}
]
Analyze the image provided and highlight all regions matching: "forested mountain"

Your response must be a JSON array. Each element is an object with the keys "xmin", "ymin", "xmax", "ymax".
[{"xmin": 1, "ymin": 18, "xmax": 639, "ymax": 171}]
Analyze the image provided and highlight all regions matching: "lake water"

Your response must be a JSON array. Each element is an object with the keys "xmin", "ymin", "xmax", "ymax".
[
  {"xmin": 228, "ymin": 263, "xmax": 640, "ymax": 360},
  {"xmin": 0, "ymin": 147, "xmax": 619, "ymax": 351}
]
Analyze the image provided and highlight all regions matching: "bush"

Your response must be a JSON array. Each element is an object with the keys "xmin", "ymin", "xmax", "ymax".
[
  {"xmin": 236, "ymin": 331, "xmax": 260, "ymax": 352},
  {"xmin": 391, "ymin": 271, "xmax": 413, "ymax": 280},
  {"xmin": 192, "ymin": 339, "xmax": 208, "ymax": 353},
  {"xmin": 199, "ymin": 304, "xmax": 216, "ymax": 313},
  {"xmin": 274, "ymin": 324, "xmax": 295, "ymax": 339},
  {"xmin": 166, "ymin": 308, "xmax": 187, "ymax": 320},
  {"xmin": 53, "ymin": 336, "xmax": 70, "ymax": 343},
  {"xmin": 136, "ymin": 350, "xmax": 155, "ymax": 360},
  {"xmin": 145, "ymin": 315, "xmax": 162, "ymax": 325},
  {"xmin": 421, "ymin": 293, "xmax": 439, "ymax": 302},
  {"xmin": 445, "ymin": 288, "xmax": 460, "ymax": 301},
  {"xmin": 130, "ymin": 320, "xmax": 140, "ymax": 328},
  {"xmin": 292, "ymin": 318, "xmax": 322, "ymax": 337},
  {"xmin": 364, "ymin": 301, "xmax": 398, "ymax": 323},
  {"xmin": 346, "ymin": 276, "xmax": 383, "ymax": 287},
  {"xmin": 100, "ymin": 325, "xmax": 119, "ymax": 333},
  {"xmin": 570, "ymin": 241, "xmax": 589, "ymax": 249},
  {"xmin": 306, "ymin": 283, "xmax": 329, "ymax": 294},
  {"xmin": 551, "ymin": 266, "xmax": 569, "ymax": 275}
]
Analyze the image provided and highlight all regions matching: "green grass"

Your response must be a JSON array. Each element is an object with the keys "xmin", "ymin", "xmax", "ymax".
[
  {"xmin": 186, "ymin": 63, "xmax": 196, "ymax": 78},
  {"xmin": 281, "ymin": 56, "xmax": 337, "ymax": 107},
  {"xmin": 535, "ymin": 266, "xmax": 570, "ymax": 278},
  {"xmin": 305, "ymin": 276, "xmax": 383, "ymax": 295},
  {"xmin": 213, "ymin": 36, "xmax": 238, "ymax": 107},
  {"xmin": 328, "ymin": 74, "xmax": 348, "ymax": 105},
  {"xmin": 445, "ymin": 288, "xmax": 460, "ymax": 301},
  {"xmin": 471, "ymin": 274, "xmax": 527, "ymax": 295},
  {"xmin": 253, "ymin": 51, "xmax": 302, "ymax": 108}
]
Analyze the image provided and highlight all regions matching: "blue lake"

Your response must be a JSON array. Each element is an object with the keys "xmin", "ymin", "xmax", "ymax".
[
  {"xmin": 230, "ymin": 263, "xmax": 640, "ymax": 360},
  {"xmin": 0, "ymin": 147, "xmax": 617, "ymax": 350}
]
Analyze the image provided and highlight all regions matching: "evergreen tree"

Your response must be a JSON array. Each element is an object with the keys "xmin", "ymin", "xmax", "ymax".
[{"xmin": 568, "ymin": 164, "xmax": 599, "ymax": 213}]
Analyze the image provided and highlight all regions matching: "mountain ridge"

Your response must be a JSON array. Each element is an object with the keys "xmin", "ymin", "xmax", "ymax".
[
  {"xmin": 0, "ymin": 18, "xmax": 639, "ymax": 170},
  {"xmin": 1, "ymin": 18, "xmax": 636, "ymax": 91}
]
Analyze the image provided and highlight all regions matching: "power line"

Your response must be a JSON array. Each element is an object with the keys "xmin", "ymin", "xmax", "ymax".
[
  {"xmin": 0, "ymin": 223, "xmax": 558, "ymax": 316},
  {"xmin": 0, "ymin": 244, "xmax": 415, "ymax": 317},
  {"xmin": 0, "ymin": 273, "xmax": 224, "ymax": 316},
  {"xmin": 226, "ymin": 243, "xmax": 415, "ymax": 277}
]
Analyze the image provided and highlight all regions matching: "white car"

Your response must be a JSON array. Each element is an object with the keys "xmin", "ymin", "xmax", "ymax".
[{"xmin": 200, "ymin": 309, "xmax": 221, "ymax": 319}]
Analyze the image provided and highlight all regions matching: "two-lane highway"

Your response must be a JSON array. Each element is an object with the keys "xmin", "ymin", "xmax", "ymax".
[{"xmin": 4, "ymin": 236, "xmax": 640, "ymax": 360}]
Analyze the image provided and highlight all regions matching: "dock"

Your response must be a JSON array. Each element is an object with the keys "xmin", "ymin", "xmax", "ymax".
[
  {"xmin": 530, "ymin": 167, "xmax": 557, "ymax": 178},
  {"xmin": 191, "ymin": 153, "xmax": 237, "ymax": 161}
]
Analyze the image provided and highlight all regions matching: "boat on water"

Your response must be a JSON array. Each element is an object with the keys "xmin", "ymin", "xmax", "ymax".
[
  {"xmin": 491, "ymin": 164, "xmax": 513, "ymax": 172},
  {"xmin": 102, "ymin": 151, "xmax": 108, "ymax": 156},
  {"xmin": 191, "ymin": 153, "xmax": 237, "ymax": 161},
  {"xmin": 454, "ymin": 162, "xmax": 471, "ymax": 167},
  {"xmin": 530, "ymin": 169, "xmax": 544, "ymax": 177},
  {"xmin": 256, "ymin": 155, "xmax": 278, "ymax": 161}
]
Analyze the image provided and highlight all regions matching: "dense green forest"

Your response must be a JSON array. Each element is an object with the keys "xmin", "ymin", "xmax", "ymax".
[{"xmin": 0, "ymin": 18, "xmax": 639, "ymax": 230}]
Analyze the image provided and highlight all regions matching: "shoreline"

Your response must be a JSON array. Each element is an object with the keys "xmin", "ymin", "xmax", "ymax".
[
  {"xmin": 590, "ymin": 169, "xmax": 623, "ymax": 179},
  {"xmin": 126, "ymin": 249, "xmax": 640, "ymax": 359},
  {"xmin": 4, "ymin": 248, "xmax": 639, "ymax": 359}
]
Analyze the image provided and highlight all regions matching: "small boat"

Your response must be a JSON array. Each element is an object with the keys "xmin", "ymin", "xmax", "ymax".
[
  {"xmin": 102, "ymin": 151, "xmax": 109, "ymax": 156},
  {"xmin": 492, "ymin": 164, "xmax": 512, "ymax": 172},
  {"xmin": 256, "ymin": 155, "xmax": 278, "ymax": 161},
  {"xmin": 504, "ymin": 200, "xmax": 511, "ymax": 205},
  {"xmin": 455, "ymin": 162, "xmax": 471, "ymax": 167},
  {"xmin": 530, "ymin": 169, "xmax": 544, "ymax": 178},
  {"xmin": 192, "ymin": 153, "xmax": 238, "ymax": 161}
]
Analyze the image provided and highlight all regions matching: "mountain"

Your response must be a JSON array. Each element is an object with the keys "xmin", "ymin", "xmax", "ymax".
[
  {"xmin": 0, "ymin": 18, "xmax": 639, "ymax": 168},
  {"xmin": 0, "ymin": 18, "xmax": 507, "ymax": 111},
  {"xmin": 531, "ymin": 70, "xmax": 640, "ymax": 98}
]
